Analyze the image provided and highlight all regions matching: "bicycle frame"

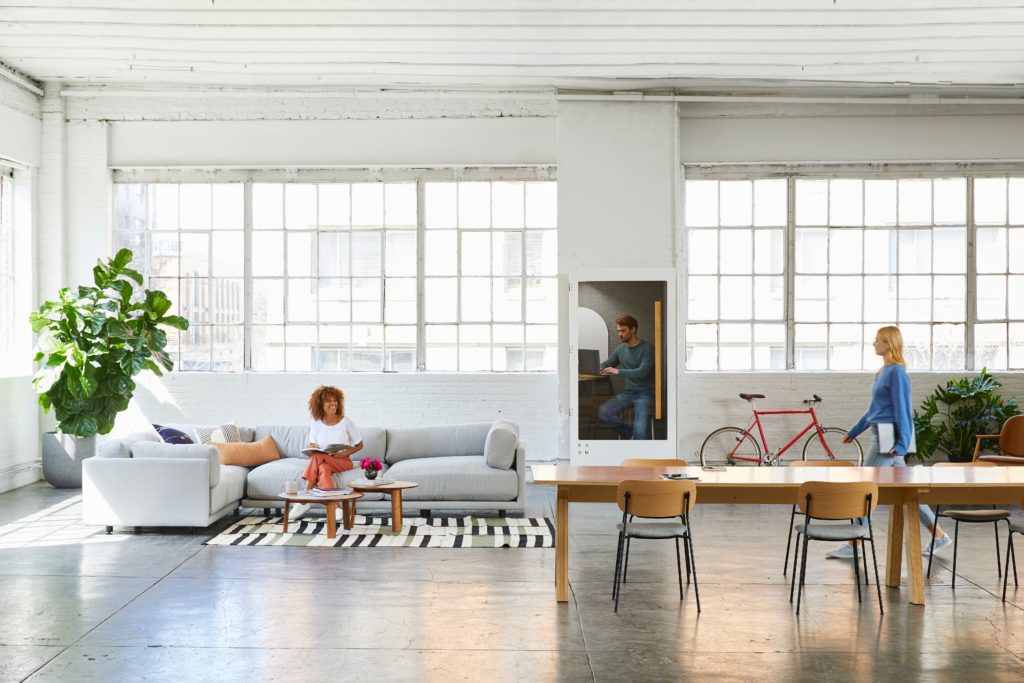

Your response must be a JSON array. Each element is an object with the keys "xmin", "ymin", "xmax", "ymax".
[{"xmin": 730, "ymin": 404, "xmax": 837, "ymax": 464}]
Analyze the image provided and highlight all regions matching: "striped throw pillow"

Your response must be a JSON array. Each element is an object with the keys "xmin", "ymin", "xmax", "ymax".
[{"xmin": 194, "ymin": 422, "xmax": 242, "ymax": 445}]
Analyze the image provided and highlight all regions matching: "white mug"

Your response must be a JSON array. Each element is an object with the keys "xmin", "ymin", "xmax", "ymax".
[{"xmin": 284, "ymin": 481, "xmax": 298, "ymax": 494}]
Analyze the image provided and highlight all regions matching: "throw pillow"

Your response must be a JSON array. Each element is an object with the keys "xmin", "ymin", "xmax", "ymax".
[
  {"xmin": 212, "ymin": 435, "xmax": 282, "ymax": 467},
  {"xmin": 484, "ymin": 421, "xmax": 519, "ymax": 469},
  {"xmin": 153, "ymin": 424, "xmax": 194, "ymax": 445},
  {"xmin": 194, "ymin": 422, "xmax": 242, "ymax": 445}
]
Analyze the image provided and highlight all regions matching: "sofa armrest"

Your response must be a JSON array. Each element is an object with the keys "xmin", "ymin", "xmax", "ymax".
[
  {"xmin": 82, "ymin": 457, "xmax": 215, "ymax": 527},
  {"xmin": 97, "ymin": 430, "xmax": 160, "ymax": 459},
  {"xmin": 132, "ymin": 442, "xmax": 221, "ymax": 487}
]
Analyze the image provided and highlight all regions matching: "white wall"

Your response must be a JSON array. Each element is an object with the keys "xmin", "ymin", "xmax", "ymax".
[{"xmin": 0, "ymin": 78, "xmax": 40, "ymax": 166}]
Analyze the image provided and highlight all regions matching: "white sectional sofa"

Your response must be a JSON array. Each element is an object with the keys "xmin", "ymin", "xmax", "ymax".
[{"xmin": 82, "ymin": 421, "xmax": 525, "ymax": 532}]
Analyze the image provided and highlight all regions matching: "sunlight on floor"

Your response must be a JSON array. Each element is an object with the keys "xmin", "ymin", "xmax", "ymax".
[{"xmin": 0, "ymin": 495, "xmax": 129, "ymax": 548}]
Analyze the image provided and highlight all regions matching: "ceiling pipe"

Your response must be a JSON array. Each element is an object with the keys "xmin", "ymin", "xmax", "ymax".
[{"xmin": 0, "ymin": 63, "xmax": 43, "ymax": 97}]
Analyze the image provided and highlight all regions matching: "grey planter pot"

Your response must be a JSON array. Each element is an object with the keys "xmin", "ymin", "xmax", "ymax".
[{"xmin": 41, "ymin": 432, "xmax": 96, "ymax": 488}]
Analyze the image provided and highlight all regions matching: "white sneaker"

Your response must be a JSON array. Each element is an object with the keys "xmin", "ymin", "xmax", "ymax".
[
  {"xmin": 825, "ymin": 544, "xmax": 856, "ymax": 559},
  {"xmin": 288, "ymin": 503, "xmax": 310, "ymax": 521},
  {"xmin": 923, "ymin": 533, "xmax": 953, "ymax": 556}
]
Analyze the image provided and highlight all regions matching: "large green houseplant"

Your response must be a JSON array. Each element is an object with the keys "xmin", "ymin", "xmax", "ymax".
[
  {"xmin": 912, "ymin": 369, "xmax": 1021, "ymax": 463},
  {"xmin": 30, "ymin": 248, "xmax": 188, "ymax": 486}
]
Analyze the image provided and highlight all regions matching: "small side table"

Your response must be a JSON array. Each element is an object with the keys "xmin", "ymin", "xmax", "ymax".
[
  {"xmin": 279, "ymin": 490, "xmax": 363, "ymax": 539},
  {"xmin": 348, "ymin": 480, "xmax": 419, "ymax": 532}
]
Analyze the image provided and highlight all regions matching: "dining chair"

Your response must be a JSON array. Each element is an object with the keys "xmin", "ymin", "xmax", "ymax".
[
  {"xmin": 1002, "ymin": 497, "xmax": 1022, "ymax": 602},
  {"xmin": 972, "ymin": 415, "xmax": 1024, "ymax": 465},
  {"xmin": 617, "ymin": 458, "xmax": 689, "ymax": 584},
  {"xmin": 784, "ymin": 460, "xmax": 857, "ymax": 576},
  {"xmin": 927, "ymin": 461, "xmax": 1012, "ymax": 587},
  {"xmin": 791, "ymin": 480, "xmax": 883, "ymax": 616},
  {"xmin": 613, "ymin": 479, "xmax": 700, "ymax": 613}
]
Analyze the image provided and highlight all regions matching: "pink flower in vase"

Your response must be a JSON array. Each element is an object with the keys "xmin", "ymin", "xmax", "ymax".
[{"xmin": 360, "ymin": 457, "xmax": 383, "ymax": 479}]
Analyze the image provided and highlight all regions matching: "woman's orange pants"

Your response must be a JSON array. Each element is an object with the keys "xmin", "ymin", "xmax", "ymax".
[{"xmin": 302, "ymin": 453, "xmax": 353, "ymax": 490}]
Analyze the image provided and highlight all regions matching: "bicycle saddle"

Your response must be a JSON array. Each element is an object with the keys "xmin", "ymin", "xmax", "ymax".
[
  {"xmin": 803, "ymin": 394, "xmax": 823, "ymax": 404},
  {"xmin": 739, "ymin": 393, "xmax": 765, "ymax": 400}
]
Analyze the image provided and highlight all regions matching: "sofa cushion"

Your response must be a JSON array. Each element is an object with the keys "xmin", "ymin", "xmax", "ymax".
[
  {"xmin": 99, "ymin": 431, "xmax": 159, "ymax": 459},
  {"xmin": 211, "ymin": 465, "xmax": 247, "ymax": 512},
  {"xmin": 384, "ymin": 456, "xmax": 518, "ymax": 501},
  {"xmin": 245, "ymin": 457, "xmax": 385, "ymax": 502},
  {"xmin": 251, "ymin": 425, "xmax": 309, "ymax": 459},
  {"xmin": 385, "ymin": 423, "xmax": 491, "ymax": 464},
  {"xmin": 132, "ymin": 442, "xmax": 221, "ymax": 487},
  {"xmin": 153, "ymin": 424, "xmax": 194, "ymax": 445},
  {"xmin": 194, "ymin": 422, "xmax": 242, "ymax": 445},
  {"xmin": 213, "ymin": 435, "xmax": 281, "ymax": 467},
  {"xmin": 484, "ymin": 421, "xmax": 518, "ymax": 470},
  {"xmin": 161, "ymin": 423, "xmax": 256, "ymax": 443}
]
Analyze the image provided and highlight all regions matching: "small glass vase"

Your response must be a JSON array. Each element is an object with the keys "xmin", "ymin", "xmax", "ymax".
[{"xmin": 364, "ymin": 469, "xmax": 378, "ymax": 480}]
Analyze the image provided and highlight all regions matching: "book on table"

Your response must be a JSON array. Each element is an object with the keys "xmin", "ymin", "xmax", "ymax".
[
  {"xmin": 300, "ymin": 443, "xmax": 352, "ymax": 457},
  {"xmin": 299, "ymin": 487, "xmax": 352, "ymax": 497},
  {"xmin": 351, "ymin": 478, "xmax": 393, "ymax": 487}
]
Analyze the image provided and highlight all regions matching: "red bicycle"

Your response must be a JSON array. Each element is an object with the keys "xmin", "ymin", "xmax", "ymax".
[{"xmin": 699, "ymin": 393, "xmax": 863, "ymax": 467}]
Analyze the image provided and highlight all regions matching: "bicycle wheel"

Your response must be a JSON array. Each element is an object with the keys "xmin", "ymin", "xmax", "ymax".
[
  {"xmin": 801, "ymin": 427, "xmax": 863, "ymax": 465},
  {"xmin": 700, "ymin": 427, "xmax": 763, "ymax": 467}
]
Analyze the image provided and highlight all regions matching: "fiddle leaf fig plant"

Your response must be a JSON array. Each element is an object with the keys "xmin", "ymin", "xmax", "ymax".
[
  {"xmin": 912, "ymin": 369, "xmax": 1021, "ymax": 463},
  {"xmin": 29, "ymin": 248, "xmax": 189, "ymax": 438}
]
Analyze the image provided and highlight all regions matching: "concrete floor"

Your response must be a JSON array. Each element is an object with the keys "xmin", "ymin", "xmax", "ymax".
[{"xmin": 0, "ymin": 480, "xmax": 1022, "ymax": 682}]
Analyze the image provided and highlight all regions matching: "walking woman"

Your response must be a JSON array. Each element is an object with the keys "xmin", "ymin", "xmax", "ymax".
[{"xmin": 825, "ymin": 325, "xmax": 951, "ymax": 559}]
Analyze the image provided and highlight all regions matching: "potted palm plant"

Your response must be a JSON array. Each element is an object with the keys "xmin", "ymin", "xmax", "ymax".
[
  {"xmin": 912, "ymin": 369, "xmax": 1021, "ymax": 463},
  {"xmin": 30, "ymin": 248, "xmax": 188, "ymax": 487}
]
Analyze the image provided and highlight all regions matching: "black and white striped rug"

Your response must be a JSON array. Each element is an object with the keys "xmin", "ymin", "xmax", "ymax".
[{"xmin": 205, "ymin": 514, "xmax": 554, "ymax": 548}]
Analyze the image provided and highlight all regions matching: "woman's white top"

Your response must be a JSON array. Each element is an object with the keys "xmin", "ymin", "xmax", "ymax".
[{"xmin": 308, "ymin": 416, "xmax": 362, "ymax": 449}]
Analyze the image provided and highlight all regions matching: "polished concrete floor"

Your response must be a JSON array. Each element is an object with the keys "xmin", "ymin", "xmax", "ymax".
[{"xmin": 0, "ymin": 480, "xmax": 1022, "ymax": 682}]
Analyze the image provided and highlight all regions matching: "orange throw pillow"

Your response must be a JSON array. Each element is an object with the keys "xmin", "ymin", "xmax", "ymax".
[{"xmin": 212, "ymin": 435, "xmax": 281, "ymax": 467}]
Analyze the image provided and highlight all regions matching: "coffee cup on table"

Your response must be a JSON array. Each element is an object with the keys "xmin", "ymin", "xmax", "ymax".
[{"xmin": 284, "ymin": 481, "xmax": 298, "ymax": 494}]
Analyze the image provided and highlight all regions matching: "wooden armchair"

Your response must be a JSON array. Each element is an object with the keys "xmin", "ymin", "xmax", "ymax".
[{"xmin": 973, "ymin": 415, "xmax": 1024, "ymax": 465}]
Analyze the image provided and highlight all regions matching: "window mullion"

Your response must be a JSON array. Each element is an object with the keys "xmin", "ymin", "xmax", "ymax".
[
  {"xmin": 243, "ymin": 181, "xmax": 253, "ymax": 371},
  {"xmin": 966, "ymin": 176, "xmax": 977, "ymax": 370},
  {"xmin": 785, "ymin": 177, "xmax": 796, "ymax": 370},
  {"xmin": 416, "ymin": 180, "xmax": 426, "ymax": 372}
]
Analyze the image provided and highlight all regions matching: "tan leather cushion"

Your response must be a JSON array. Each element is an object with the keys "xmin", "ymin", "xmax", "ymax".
[{"xmin": 212, "ymin": 435, "xmax": 281, "ymax": 467}]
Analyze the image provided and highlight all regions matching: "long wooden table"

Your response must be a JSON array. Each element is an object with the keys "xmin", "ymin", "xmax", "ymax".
[{"xmin": 531, "ymin": 464, "xmax": 1024, "ymax": 605}]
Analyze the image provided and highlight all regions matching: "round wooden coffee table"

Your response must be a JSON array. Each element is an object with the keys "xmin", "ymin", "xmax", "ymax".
[
  {"xmin": 347, "ymin": 480, "xmax": 419, "ymax": 532},
  {"xmin": 279, "ymin": 490, "xmax": 363, "ymax": 539}
]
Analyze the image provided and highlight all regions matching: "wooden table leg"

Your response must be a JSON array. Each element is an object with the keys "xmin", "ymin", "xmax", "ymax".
[
  {"xmin": 556, "ymin": 486, "xmax": 569, "ymax": 603},
  {"xmin": 326, "ymin": 501, "xmax": 337, "ymax": 539},
  {"xmin": 886, "ymin": 502, "xmax": 904, "ymax": 588},
  {"xmin": 391, "ymin": 491, "xmax": 403, "ymax": 533},
  {"xmin": 904, "ymin": 493, "xmax": 925, "ymax": 605},
  {"xmin": 342, "ymin": 499, "xmax": 355, "ymax": 530},
  {"xmin": 282, "ymin": 504, "xmax": 290, "ymax": 533}
]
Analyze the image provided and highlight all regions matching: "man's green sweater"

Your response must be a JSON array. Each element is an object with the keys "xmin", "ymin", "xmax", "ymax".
[{"xmin": 601, "ymin": 340, "xmax": 655, "ymax": 392}]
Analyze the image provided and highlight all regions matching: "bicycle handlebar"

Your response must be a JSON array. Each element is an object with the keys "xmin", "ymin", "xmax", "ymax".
[{"xmin": 802, "ymin": 394, "xmax": 823, "ymax": 405}]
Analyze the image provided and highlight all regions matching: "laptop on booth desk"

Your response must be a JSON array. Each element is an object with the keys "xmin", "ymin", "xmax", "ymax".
[{"xmin": 578, "ymin": 349, "xmax": 601, "ymax": 376}]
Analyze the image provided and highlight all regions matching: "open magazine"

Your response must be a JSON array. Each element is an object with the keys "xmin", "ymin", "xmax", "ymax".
[{"xmin": 300, "ymin": 443, "xmax": 353, "ymax": 457}]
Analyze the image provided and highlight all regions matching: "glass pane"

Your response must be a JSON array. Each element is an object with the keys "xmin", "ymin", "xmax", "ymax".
[
  {"xmin": 525, "ymin": 229, "xmax": 556, "ymax": 276},
  {"xmin": 461, "ymin": 232, "xmax": 490, "ymax": 276},
  {"xmin": 211, "ymin": 278, "xmax": 243, "ymax": 325},
  {"xmin": 974, "ymin": 323, "xmax": 1007, "ymax": 370},
  {"xmin": 385, "ymin": 329, "xmax": 416, "ymax": 372},
  {"xmin": 794, "ymin": 324, "xmax": 827, "ymax": 370},
  {"xmin": 525, "ymin": 182, "xmax": 557, "ymax": 228},
  {"xmin": 492, "ymin": 182, "xmax": 525, "ymax": 228},
  {"xmin": 688, "ymin": 230, "xmax": 717, "ymax": 275},
  {"xmin": 151, "ymin": 184, "xmax": 178, "ymax": 230},
  {"xmin": 252, "ymin": 279, "xmax": 283, "ymax": 324},
  {"xmin": 180, "ymin": 278, "xmax": 209, "ymax": 324},
  {"xmin": 493, "ymin": 232, "xmax": 522, "ymax": 276},
  {"xmin": 385, "ymin": 230, "xmax": 416, "ymax": 276},
  {"xmin": 975, "ymin": 178, "xmax": 1007, "ymax": 225},
  {"xmin": 898, "ymin": 275, "xmax": 931, "ymax": 322},
  {"xmin": 829, "ymin": 276, "xmax": 862, "ymax": 323},
  {"xmin": 753, "ymin": 229, "xmax": 783, "ymax": 274},
  {"xmin": 829, "ymin": 179, "xmax": 863, "ymax": 226},
  {"xmin": 351, "ymin": 278, "xmax": 382, "ymax": 322},
  {"xmin": 1008, "ymin": 275, "xmax": 1024, "ymax": 319},
  {"xmin": 385, "ymin": 183, "xmax": 417, "ymax": 227},
  {"xmin": 179, "ymin": 184, "xmax": 211, "ymax": 230},
  {"xmin": 525, "ymin": 278, "xmax": 557, "ymax": 323},
  {"xmin": 151, "ymin": 232, "xmax": 179, "ymax": 277},
  {"xmin": 753, "ymin": 323, "xmax": 786, "ymax": 370},
  {"xmin": 864, "ymin": 180, "xmax": 897, "ymax": 226},
  {"xmin": 932, "ymin": 227, "xmax": 965, "ymax": 274},
  {"xmin": 351, "ymin": 232, "xmax": 382, "ymax": 276},
  {"xmin": 493, "ymin": 277, "xmax": 522, "ymax": 322},
  {"xmin": 753, "ymin": 179, "xmax": 786, "ymax": 227},
  {"xmin": 318, "ymin": 278, "xmax": 350, "ymax": 323},
  {"xmin": 719, "ymin": 276, "xmax": 752, "ymax": 320},
  {"xmin": 212, "ymin": 231, "xmax": 243, "ymax": 277},
  {"xmin": 686, "ymin": 323, "xmax": 717, "ymax": 370},
  {"xmin": 425, "ymin": 278, "xmax": 457, "ymax": 322},
  {"xmin": 252, "ymin": 231, "xmax": 284, "ymax": 276},
  {"xmin": 425, "ymin": 230, "xmax": 457, "ymax": 276},
  {"xmin": 829, "ymin": 229, "xmax": 862, "ymax": 274},
  {"xmin": 352, "ymin": 183, "xmax": 384, "ymax": 228},
  {"xmin": 976, "ymin": 227, "xmax": 1007, "ymax": 274},
  {"xmin": 180, "ymin": 233, "xmax": 209, "ymax": 278},
  {"xmin": 253, "ymin": 183, "xmax": 282, "ymax": 230},
  {"xmin": 459, "ymin": 324, "xmax": 491, "ymax": 371},
  {"xmin": 180, "ymin": 325, "xmax": 210, "ymax": 371},
  {"xmin": 933, "ymin": 275, "xmax": 966, "ymax": 322},
  {"xmin": 285, "ymin": 324, "xmax": 315, "ymax": 371},
  {"xmin": 829, "ymin": 323, "xmax": 862, "ymax": 370},
  {"xmin": 933, "ymin": 324, "xmax": 966, "ymax": 371},
  {"xmin": 898, "ymin": 229, "xmax": 930, "ymax": 274},
  {"xmin": 425, "ymin": 325, "xmax": 458, "ymax": 370},
  {"xmin": 901, "ymin": 323, "xmax": 930, "ymax": 370},
  {"xmin": 1010, "ymin": 323, "xmax": 1024, "ymax": 370},
  {"xmin": 687, "ymin": 276, "xmax": 717, "ymax": 320},
  {"xmin": 720, "ymin": 229, "xmax": 752, "ymax": 275},
  {"xmin": 898, "ymin": 179, "xmax": 931, "ymax": 225},
  {"xmin": 317, "ymin": 232, "xmax": 349, "ymax": 278},
  {"xmin": 286, "ymin": 278, "xmax": 316, "ymax": 323},
  {"xmin": 863, "ymin": 229, "xmax": 896, "ymax": 274},
  {"xmin": 933, "ymin": 178, "xmax": 966, "ymax": 224},
  {"xmin": 285, "ymin": 184, "xmax": 317, "ymax": 230},
  {"xmin": 719, "ymin": 323, "xmax": 751, "ymax": 370},
  {"xmin": 794, "ymin": 275, "xmax": 827, "ymax": 322},
  {"xmin": 795, "ymin": 228, "xmax": 827, "ymax": 273},
  {"xmin": 211, "ymin": 325, "xmax": 243, "ymax": 372},
  {"xmin": 458, "ymin": 182, "xmax": 490, "ymax": 228},
  {"xmin": 684, "ymin": 180, "xmax": 717, "ymax": 227},
  {"xmin": 863, "ymin": 275, "xmax": 897, "ymax": 322},
  {"xmin": 384, "ymin": 277, "xmax": 416, "ymax": 324},
  {"xmin": 1010, "ymin": 229, "xmax": 1024, "ymax": 273},
  {"xmin": 461, "ymin": 277, "xmax": 490, "ymax": 321},
  {"xmin": 753, "ymin": 276, "xmax": 783, "ymax": 320},
  {"xmin": 287, "ymin": 232, "xmax": 315, "ymax": 277},
  {"xmin": 976, "ymin": 274, "xmax": 1006, "ymax": 320},
  {"xmin": 319, "ymin": 184, "xmax": 350, "ymax": 229},
  {"xmin": 795, "ymin": 179, "xmax": 827, "ymax": 226},
  {"xmin": 114, "ymin": 184, "xmax": 145, "ymax": 231},
  {"xmin": 719, "ymin": 180, "xmax": 752, "ymax": 227},
  {"xmin": 251, "ymin": 325, "xmax": 284, "ymax": 371},
  {"xmin": 351, "ymin": 324, "xmax": 383, "ymax": 371},
  {"xmin": 426, "ymin": 182, "xmax": 457, "ymax": 229},
  {"xmin": 1010, "ymin": 178, "xmax": 1024, "ymax": 225}
]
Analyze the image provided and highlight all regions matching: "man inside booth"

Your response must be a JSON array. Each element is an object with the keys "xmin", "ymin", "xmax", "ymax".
[{"xmin": 597, "ymin": 314, "xmax": 655, "ymax": 440}]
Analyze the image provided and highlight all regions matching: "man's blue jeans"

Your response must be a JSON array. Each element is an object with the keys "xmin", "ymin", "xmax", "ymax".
[{"xmin": 597, "ymin": 390, "xmax": 654, "ymax": 440}]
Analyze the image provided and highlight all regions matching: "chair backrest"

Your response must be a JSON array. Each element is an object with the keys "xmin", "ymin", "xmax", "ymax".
[
  {"xmin": 788, "ymin": 460, "xmax": 856, "ymax": 468},
  {"xmin": 616, "ymin": 479, "xmax": 696, "ymax": 518},
  {"xmin": 933, "ymin": 461, "xmax": 998, "ymax": 468},
  {"xmin": 797, "ymin": 481, "xmax": 878, "ymax": 520},
  {"xmin": 621, "ymin": 458, "xmax": 688, "ymax": 467},
  {"xmin": 1000, "ymin": 415, "xmax": 1024, "ymax": 457}
]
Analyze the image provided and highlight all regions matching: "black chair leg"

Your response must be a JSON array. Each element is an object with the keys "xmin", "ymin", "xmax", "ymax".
[
  {"xmin": 790, "ymin": 532, "xmax": 801, "ymax": 603},
  {"xmin": 994, "ymin": 520, "xmax": 1002, "ymax": 578},
  {"xmin": 683, "ymin": 533, "xmax": 692, "ymax": 584},
  {"xmin": 869, "ymin": 539, "xmax": 884, "ymax": 615},
  {"xmin": 927, "ymin": 515, "xmax": 940, "ymax": 578},
  {"xmin": 612, "ymin": 530, "xmax": 625, "ymax": 600},
  {"xmin": 783, "ymin": 505, "xmax": 796, "ymax": 576},
  {"xmin": 952, "ymin": 520, "xmax": 961, "ymax": 588},
  {"xmin": 675, "ymin": 538, "xmax": 684, "ymax": 600},
  {"xmin": 852, "ymin": 541, "xmax": 863, "ymax": 603},
  {"xmin": 613, "ymin": 531, "xmax": 627, "ymax": 611},
  {"xmin": 862, "ymin": 537, "xmax": 870, "ymax": 586},
  {"xmin": 686, "ymin": 531, "xmax": 701, "ymax": 613},
  {"xmin": 1004, "ymin": 531, "xmax": 1014, "ymax": 602},
  {"xmin": 623, "ymin": 538, "xmax": 632, "ymax": 583},
  {"xmin": 796, "ymin": 534, "xmax": 810, "ymax": 616}
]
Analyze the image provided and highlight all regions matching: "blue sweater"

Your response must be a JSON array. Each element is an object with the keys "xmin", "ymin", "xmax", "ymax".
[{"xmin": 849, "ymin": 363, "xmax": 914, "ymax": 456}]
